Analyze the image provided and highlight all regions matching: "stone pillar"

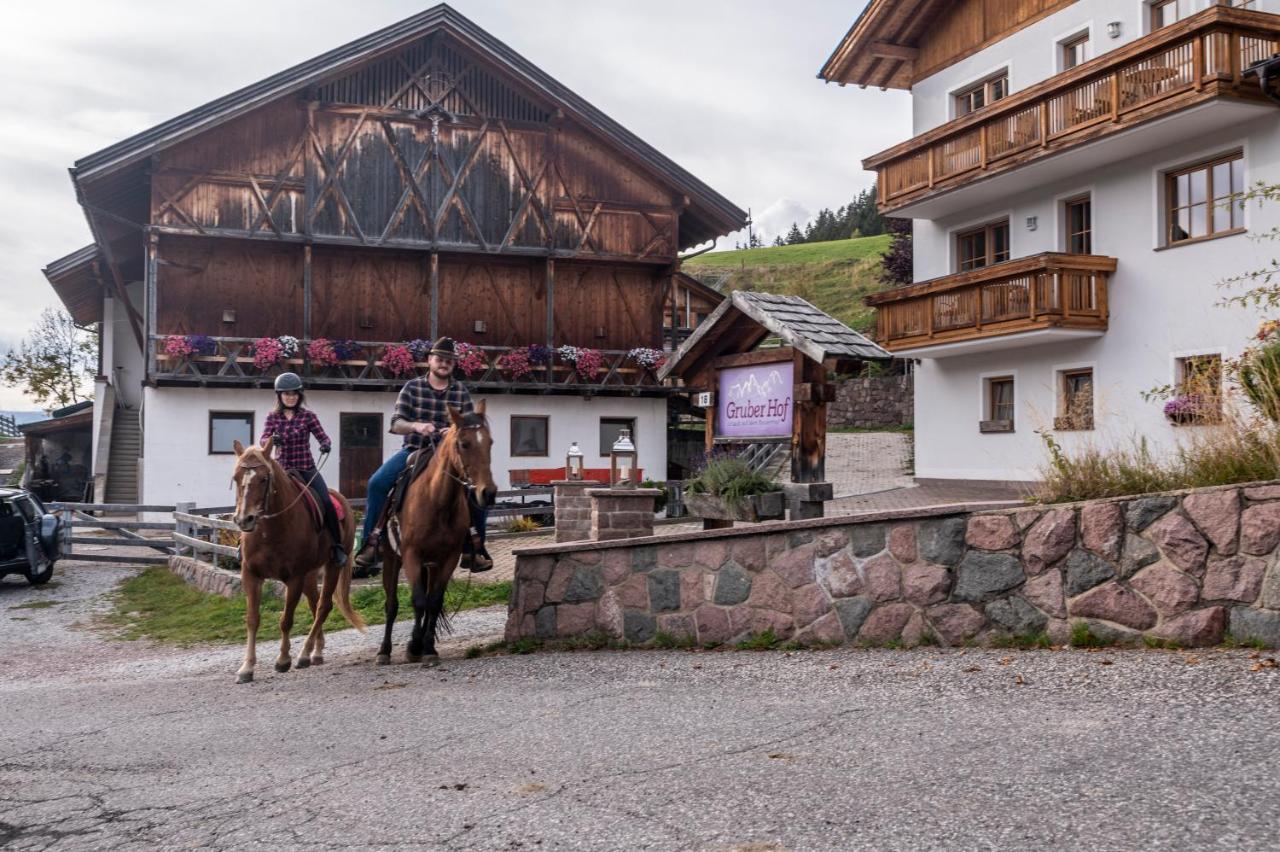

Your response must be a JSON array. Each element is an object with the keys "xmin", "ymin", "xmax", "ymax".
[
  {"xmin": 552, "ymin": 480, "xmax": 602, "ymax": 543},
  {"xmin": 588, "ymin": 488, "xmax": 663, "ymax": 541}
]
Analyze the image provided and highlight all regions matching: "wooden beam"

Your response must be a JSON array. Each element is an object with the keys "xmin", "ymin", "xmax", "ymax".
[
  {"xmin": 145, "ymin": 231, "xmax": 159, "ymax": 379},
  {"xmin": 302, "ymin": 244, "xmax": 313, "ymax": 341},
  {"xmin": 545, "ymin": 257, "xmax": 555, "ymax": 383},
  {"xmin": 429, "ymin": 251, "xmax": 439, "ymax": 341},
  {"xmin": 712, "ymin": 347, "xmax": 794, "ymax": 370},
  {"xmin": 869, "ymin": 41, "xmax": 919, "ymax": 61},
  {"xmin": 790, "ymin": 351, "xmax": 826, "ymax": 484}
]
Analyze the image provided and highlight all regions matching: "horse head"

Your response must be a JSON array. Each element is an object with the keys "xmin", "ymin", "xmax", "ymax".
[
  {"xmin": 231, "ymin": 437, "xmax": 276, "ymax": 532},
  {"xmin": 445, "ymin": 400, "xmax": 497, "ymax": 508}
]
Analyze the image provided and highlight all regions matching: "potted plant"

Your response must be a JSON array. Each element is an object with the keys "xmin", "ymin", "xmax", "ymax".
[
  {"xmin": 1164, "ymin": 394, "xmax": 1215, "ymax": 425},
  {"xmin": 683, "ymin": 456, "xmax": 785, "ymax": 522}
]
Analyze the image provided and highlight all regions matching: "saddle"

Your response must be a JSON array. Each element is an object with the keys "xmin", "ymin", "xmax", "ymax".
[
  {"xmin": 381, "ymin": 446, "xmax": 436, "ymax": 556},
  {"xmin": 288, "ymin": 471, "xmax": 345, "ymax": 532}
]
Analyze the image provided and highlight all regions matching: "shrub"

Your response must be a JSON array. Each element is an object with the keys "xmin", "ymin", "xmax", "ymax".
[
  {"xmin": 1240, "ymin": 337, "xmax": 1280, "ymax": 422},
  {"xmin": 684, "ymin": 456, "xmax": 779, "ymax": 510},
  {"xmin": 504, "ymin": 516, "xmax": 541, "ymax": 533}
]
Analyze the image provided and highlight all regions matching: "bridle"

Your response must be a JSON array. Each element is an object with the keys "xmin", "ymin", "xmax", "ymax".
[{"xmin": 437, "ymin": 422, "xmax": 490, "ymax": 509}]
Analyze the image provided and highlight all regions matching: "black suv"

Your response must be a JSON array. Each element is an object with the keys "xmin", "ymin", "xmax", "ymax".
[{"xmin": 0, "ymin": 487, "xmax": 63, "ymax": 585}]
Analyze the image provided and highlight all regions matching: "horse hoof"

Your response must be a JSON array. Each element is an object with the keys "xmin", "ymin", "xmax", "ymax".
[
  {"xmin": 310, "ymin": 655, "xmax": 324, "ymax": 666},
  {"xmin": 236, "ymin": 671, "xmax": 254, "ymax": 684},
  {"xmin": 422, "ymin": 655, "xmax": 441, "ymax": 668},
  {"xmin": 296, "ymin": 657, "xmax": 311, "ymax": 669},
  {"xmin": 275, "ymin": 660, "xmax": 292, "ymax": 673},
  {"xmin": 376, "ymin": 654, "xmax": 391, "ymax": 666},
  {"xmin": 405, "ymin": 652, "xmax": 422, "ymax": 664}
]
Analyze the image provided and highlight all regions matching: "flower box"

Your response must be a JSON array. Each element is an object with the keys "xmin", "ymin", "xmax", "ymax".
[{"xmin": 684, "ymin": 491, "xmax": 785, "ymax": 523}]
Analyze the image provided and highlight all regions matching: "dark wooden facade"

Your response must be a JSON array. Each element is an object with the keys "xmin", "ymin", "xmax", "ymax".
[{"xmin": 60, "ymin": 7, "xmax": 745, "ymax": 394}]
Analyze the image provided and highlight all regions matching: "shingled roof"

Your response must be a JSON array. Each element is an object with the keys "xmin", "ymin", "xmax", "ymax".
[{"xmin": 658, "ymin": 290, "xmax": 890, "ymax": 382}]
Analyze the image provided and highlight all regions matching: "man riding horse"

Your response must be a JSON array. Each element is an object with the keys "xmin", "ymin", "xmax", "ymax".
[{"xmin": 354, "ymin": 336, "xmax": 494, "ymax": 576}]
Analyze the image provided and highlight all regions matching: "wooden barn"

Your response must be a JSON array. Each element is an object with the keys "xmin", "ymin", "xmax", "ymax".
[{"xmin": 43, "ymin": 4, "xmax": 745, "ymax": 506}]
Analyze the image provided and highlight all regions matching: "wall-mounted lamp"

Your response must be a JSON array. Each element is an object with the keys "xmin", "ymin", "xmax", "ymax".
[
  {"xmin": 221, "ymin": 309, "xmax": 237, "ymax": 323},
  {"xmin": 1026, "ymin": 216, "xmax": 1038, "ymax": 232},
  {"xmin": 473, "ymin": 319, "xmax": 487, "ymax": 334},
  {"xmin": 359, "ymin": 315, "xmax": 375, "ymax": 329},
  {"xmin": 1107, "ymin": 21, "xmax": 1121, "ymax": 39},
  {"xmin": 594, "ymin": 326, "xmax": 607, "ymax": 339}
]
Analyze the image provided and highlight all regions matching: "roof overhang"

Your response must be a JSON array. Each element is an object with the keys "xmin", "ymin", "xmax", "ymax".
[
  {"xmin": 818, "ymin": 0, "xmax": 932, "ymax": 90},
  {"xmin": 19, "ymin": 410, "xmax": 94, "ymax": 437},
  {"xmin": 42, "ymin": 245, "xmax": 104, "ymax": 326}
]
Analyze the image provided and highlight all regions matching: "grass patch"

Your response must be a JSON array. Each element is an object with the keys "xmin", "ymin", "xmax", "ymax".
[
  {"xmin": 736, "ymin": 629, "xmax": 781, "ymax": 651},
  {"xmin": 1069, "ymin": 621, "xmax": 1111, "ymax": 649},
  {"xmin": 11, "ymin": 599, "xmax": 60, "ymax": 610},
  {"xmin": 990, "ymin": 631, "xmax": 1052, "ymax": 650},
  {"xmin": 681, "ymin": 236, "xmax": 892, "ymax": 333},
  {"xmin": 108, "ymin": 566, "xmax": 511, "ymax": 646},
  {"xmin": 1038, "ymin": 409, "xmax": 1280, "ymax": 503},
  {"xmin": 653, "ymin": 631, "xmax": 697, "ymax": 650},
  {"xmin": 1142, "ymin": 635, "xmax": 1182, "ymax": 650},
  {"xmin": 1223, "ymin": 633, "xmax": 1270, "ymax": 650}
]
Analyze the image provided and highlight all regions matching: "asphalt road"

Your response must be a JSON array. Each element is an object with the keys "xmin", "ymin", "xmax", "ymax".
[{"xmin": 3, "ymin": 560, "xmax": 1280, "ymax": 850}]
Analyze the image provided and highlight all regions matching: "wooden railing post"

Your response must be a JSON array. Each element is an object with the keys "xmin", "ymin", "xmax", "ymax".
[
  {"xmin": 1040, "ymin": 102, "xmax": 1050, "ymax": 147},
  {"xmin": 1028, "ymin": 272, "xmax": 1039, "ymax": 319},
  {"xmin": 1111, "ymin": 72, "xmax": 1121, "ymax": 121},
  {"xmin": 1230, "ymin": 28, "xmax": 1241, "ymax": 85},
  {"xmin": 927, "ymin": 147, "xmax": 936, "ymax": 188},
  {"xmin": 980, "ymin": 125, "xmax": 988, "ymax": 170},
  {"xmin": 1193, "ymin": 34, "xmax": 1205, "ymax": 90}
]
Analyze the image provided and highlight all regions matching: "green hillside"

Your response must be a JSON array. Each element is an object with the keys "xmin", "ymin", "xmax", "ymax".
[{"xmin": 681, "ymin": 235, "xmax": 893, "ymax": 333}]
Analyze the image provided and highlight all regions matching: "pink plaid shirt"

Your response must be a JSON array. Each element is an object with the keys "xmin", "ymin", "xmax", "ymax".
[{"xmin": 261, "ymin": 408, "xmax": 330, "ymax": 471}]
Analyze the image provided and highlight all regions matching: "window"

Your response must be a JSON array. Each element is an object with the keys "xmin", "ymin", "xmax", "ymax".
[
  {"xmin": 510, "ymin": 416, "xmax": 549, "ymax": 457},
  {"xmin": 1166, "ymin": 152, "xmax": 1244, "ymax": 246},
  {"xmin": 599, "ymin": 417, "xmax": 636, "ymax": 456},
  {"xmin": 1171, "ymin": 354, "xmax": 1224, "ymax": 423},
  {"xmin": 1062, "ymin": 33, "xmax": 1089, "ymax": 70},
  {"xmin": 209, "ymin": 411, "xmax": 254, "ymax": 455},
  {"xmin": 1150, "ymin": 0, "xmax": 1182, "ymax": 30},
  {"xmin": 1065, "ymin": 196, "xmax": 1092, "ymax": 255},
  {"xmin": 981, "ymin": 377, "xmax": 1016, "ymax": 432},
  {"xmin": 1056, "ymin": 369, "xmax": 1095, "ymax": 430},
  {"xmin": 957, "ymin": 220, "xmax": 1011, "ymax": 271},
  {"xmin": 955, "ymin": 72, "xmax": 1009, "ymax": 117}
]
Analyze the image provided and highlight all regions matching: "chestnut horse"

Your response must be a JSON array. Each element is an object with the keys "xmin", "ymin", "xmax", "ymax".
[
  {"xmin": 231, "ymin": 438, "xmax": 366, "ymax": 683},
  {"xmin": 376, "ymin": 403, "xmax": 497, "ymax": 666}
]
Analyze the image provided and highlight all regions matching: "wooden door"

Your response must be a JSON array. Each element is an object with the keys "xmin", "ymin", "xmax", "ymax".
[{"xmin": 339, "ymin": 413, "xmax": 383, "ymax": 498}]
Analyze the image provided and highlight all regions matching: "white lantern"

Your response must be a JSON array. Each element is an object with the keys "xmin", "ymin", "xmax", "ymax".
[
  {"xmin": 565, "ymin": 441, "xmax": 584, "ymax": 481},
  {"xmin": 610, "ymin": 429, "xmax": 637, "ymax": 488}
]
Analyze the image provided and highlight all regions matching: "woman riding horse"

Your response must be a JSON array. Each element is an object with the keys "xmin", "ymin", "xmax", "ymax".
[{"xmin": 260, "ymin": 372, "xmax": 346, "ymax": 567}]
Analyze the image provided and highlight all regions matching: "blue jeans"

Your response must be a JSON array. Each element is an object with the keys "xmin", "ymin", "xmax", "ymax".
[{"xmin": 361, "ymin": 446, "xmax": 488, "ymax": 551}]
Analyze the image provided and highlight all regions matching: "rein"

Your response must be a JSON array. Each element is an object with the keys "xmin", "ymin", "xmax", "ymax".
[{"xmin": 237, "ymin": 452, "xmax": 329, "ymax": 523}]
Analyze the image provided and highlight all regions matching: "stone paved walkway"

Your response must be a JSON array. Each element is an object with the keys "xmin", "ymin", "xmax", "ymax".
[{"xmin": 824, "ymin": 430, "xmax": 914, "ymax": 498}]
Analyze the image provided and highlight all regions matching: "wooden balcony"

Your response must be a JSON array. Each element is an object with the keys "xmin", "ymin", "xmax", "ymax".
[
  {"xmin": 866, "ymin": 6, "xmax": 1280, "ymax": 216},
  {"xmin": 866, "ymin": 253, "xmax": 1116, "ymax": 356},
  {"xmin": 150, "ymin": 337, "xmax": 674, "ymax": 394}
]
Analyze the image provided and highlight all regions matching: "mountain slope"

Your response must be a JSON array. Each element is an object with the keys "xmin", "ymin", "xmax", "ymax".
[{"xmin": 681, "ymin": 235, "xmax": 892, "ymax": 333}]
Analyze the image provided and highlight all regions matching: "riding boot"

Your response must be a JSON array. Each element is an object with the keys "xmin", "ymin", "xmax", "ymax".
[
  {"xmin": 353, "ymin": 531, "xmax": 380, "ymax": 577},
  {"xmin": 324, "ymin": 515, "xmax": 347, "ymax": 568},
  {"xmin": 460, "ymin": 526, "xmax": 494, "ymax": 573}
]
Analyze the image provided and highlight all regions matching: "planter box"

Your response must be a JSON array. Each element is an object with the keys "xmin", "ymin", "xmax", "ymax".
[{"xmin": 684, "ymin": 491, "xmax": 785, "ymax": 523}]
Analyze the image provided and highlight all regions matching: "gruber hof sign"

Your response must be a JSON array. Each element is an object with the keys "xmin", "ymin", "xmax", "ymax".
[{"xmin": 717, "ymin": 362, "xmax": 793, "ymax": 439}]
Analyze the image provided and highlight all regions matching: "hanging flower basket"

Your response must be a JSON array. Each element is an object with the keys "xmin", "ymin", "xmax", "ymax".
[
  {"xmin": 1164, "ymin": 394, "xmax": 1216, "ymax": 425},
  {"xmin": 454, "ymin": 342, "xmax": 488, "ymax": 377},
  {"xmin": 558, "ymin": 345, "xmax": 605, "ymax": 381},
  {"xmin": 627, "ymin": 347, "xmax": 667, "ymax": 374},
  {"xmin": 381, "ymin": 344, "xmax": 416, "ymax": 377},
  {"xmin": 497, "ymin": 347, "xmax": 534, "ymax": 380}
]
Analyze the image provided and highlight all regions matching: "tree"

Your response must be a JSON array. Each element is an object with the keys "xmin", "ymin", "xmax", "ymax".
[
  {"xmin": 772, "ymin": 235, "xmax": 786, "ymax": 247},
  {"xmin": 880, "ymin": 218, "xmax": 913, "ymax": 287},
  {"xmin": 786, "ymin": 223, "xmax": 804, "ymax": 245},
  {"xmin": 1, "ymin": 308, "xmax": 97, "ymax": 407}
]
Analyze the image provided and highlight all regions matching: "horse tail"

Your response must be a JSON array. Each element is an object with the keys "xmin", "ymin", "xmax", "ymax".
[{"xmin": 334, "ymin": 556, "xmax": 367, "ymax": 634}]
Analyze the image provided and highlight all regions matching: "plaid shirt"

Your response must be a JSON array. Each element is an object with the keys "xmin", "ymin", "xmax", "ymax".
[
  {"xmin": 391, "ymin": 376, "xmax": 474, "ymax": 450},
  {"xmin": 261, "ymin": 408, "xmax": 331, "ymax": 471}
]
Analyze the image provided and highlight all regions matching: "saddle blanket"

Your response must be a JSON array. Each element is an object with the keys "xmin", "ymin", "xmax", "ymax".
[{"xmin": 288, "ymin": 472, "xmax": 345, "ymax": 530}]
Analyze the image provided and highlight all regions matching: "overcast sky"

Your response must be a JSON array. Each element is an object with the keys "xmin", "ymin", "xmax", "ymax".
[{"xmin": 0, "ymin": 0, "xmax": 908, "ymax": 410}]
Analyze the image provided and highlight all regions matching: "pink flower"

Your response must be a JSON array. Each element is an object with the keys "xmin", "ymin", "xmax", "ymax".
[
  {"xmin": 382, "ymin": 344, "xmax": 416, "ymax": 377},
  {"xmin": 574, "ymin": 348, "xmax": 605, "ymax": 380},
  {"xmin": 498, "ymin": 347, "xmax": 533, "ymax": 378},
  {"xmin": 307, "ymin": 338, "xmax": 339, "ymax": 368},
  {"xmin": 454, "ymin": 342, "xmax": 488, "ymax": 377},
  {"xmin": 251, "ymin": 338, "xmax": 285, "ymax": 370},
  {"xmin": 162, "ymin": 336, "xmax": 195, "ymax": 359}
]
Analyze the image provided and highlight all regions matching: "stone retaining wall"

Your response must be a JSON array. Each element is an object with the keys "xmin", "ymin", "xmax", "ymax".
[
  {"xmin": 169, "ymin": 555, "xmax": 283, "ymax": 598},
  {"xmin": 506, "ymin": 481, "xmax": 1280, "ymax": 648},
  {"xmin": 827, "ymin": 374, "xmax": 913, "ymax": 429}
]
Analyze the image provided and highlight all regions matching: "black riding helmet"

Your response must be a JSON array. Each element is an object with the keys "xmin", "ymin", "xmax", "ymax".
[{"xmin": 274, "ymin": 372, "xmax": 304, "ymax": 409}]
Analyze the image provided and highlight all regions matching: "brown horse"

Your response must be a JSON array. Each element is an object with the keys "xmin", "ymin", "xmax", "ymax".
[
  {"xmin": 231, "ymin": 438, "xmax": 366, "ymax": 683},
  {"xmin": 376, "ymin": 402, "xmax": 497, "ymax": 666}
]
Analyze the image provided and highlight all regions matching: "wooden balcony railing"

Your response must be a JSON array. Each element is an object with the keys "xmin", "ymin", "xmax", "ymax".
[
  {"xmin": 150, "ymin": 337, "xmax": 672, "ymax": 392},
  {"xmin": 866, "ymin": 253, "xmax": 1117, "ymax": 352},
  {"xmin": 867, "ymin": 6, "xmax": 1280, "ymax": 213}
]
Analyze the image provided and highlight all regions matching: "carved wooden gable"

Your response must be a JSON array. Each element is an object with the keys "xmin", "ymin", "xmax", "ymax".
[{"xmin": 150, "ymin": 31, "xmax": 679, "ymax": 261}]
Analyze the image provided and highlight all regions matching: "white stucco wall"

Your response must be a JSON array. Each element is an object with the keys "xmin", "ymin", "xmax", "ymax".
[
  {"xmin": 139, "ymin": 386, "xmax": 668, "ymax": 508},
  {"xmin": 910, "ymin": 115, "xmax": 1280, "ymax": 480},
  {"xmin": 911, "ymin": 0, "xmax": 1277, "ymax": 133}
]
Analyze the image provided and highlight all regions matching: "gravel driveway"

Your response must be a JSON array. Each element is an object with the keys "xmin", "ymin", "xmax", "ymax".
[{"xmin": 3, "ymin": 559, "xmax": 1280, "ymax": 850}]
